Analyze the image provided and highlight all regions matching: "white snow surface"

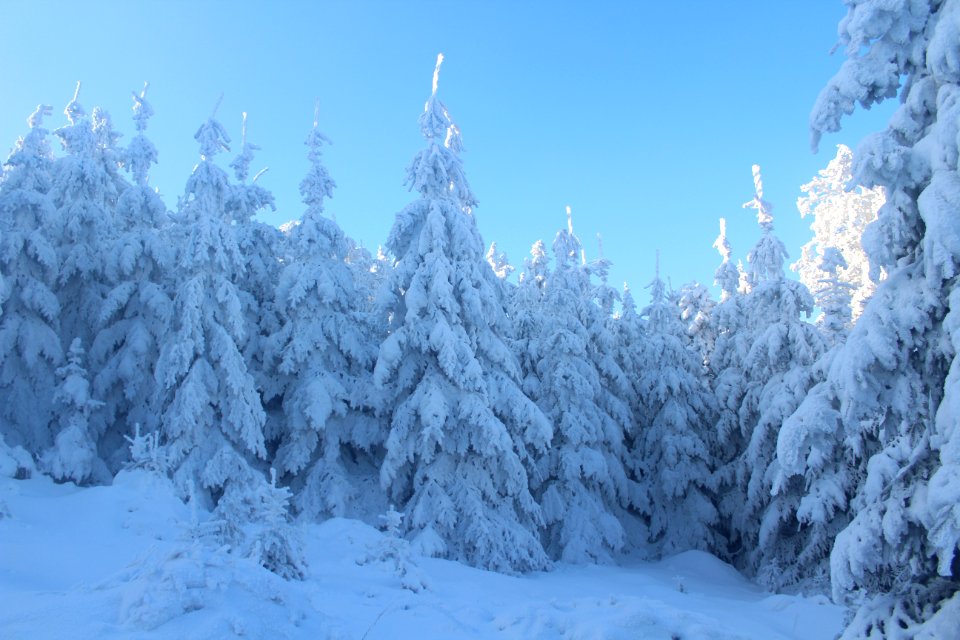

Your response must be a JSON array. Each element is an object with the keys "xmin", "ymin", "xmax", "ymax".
[{"xmin": 0, "ymin": 470, "xmax": 845, "ymax": 640}]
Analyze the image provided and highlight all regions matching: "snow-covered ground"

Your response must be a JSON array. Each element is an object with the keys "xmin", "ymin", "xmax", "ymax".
[{"xmin": 0, "ymin": 470, "xmax": 845, "ymax": 639}]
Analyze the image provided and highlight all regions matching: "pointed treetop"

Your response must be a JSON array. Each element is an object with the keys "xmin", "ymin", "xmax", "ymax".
[
  {"xmin": 744, "ymin": 164, "xmax": 789, "ymax": 284},
  {"xmin": 305, "ymin": 100, "xmax": 332, "ymax": 156},
  {"xmin": 27, "ymin": 104, "xmax": 53, "ymax": 129},
  {"xmin": 713, "ymin": 218, "xmax": 740, "ymax": 301},
  {"xmin": 211, "ymin": 92, "xmax": 224, "ymax": 118},
  {"xmin": 194, "ymin": 97, "xmax": 231, "ymax": 161},
  {"xmin": 91, "ymin": 106, "xmax": 121, "ymax": 151},
  {"xmin": 554, "ymin": 206, "xmax": 580, "ymax": 268},
  {"xmin": 64, "ymin": 81, "xmax": 85, "ymax": 125},
  {"xmin": 420, "ymin": 53, "xmax": 450, "ymax": 140},
  {"xmin": 713, "ymin": 218, "xmax": 732, "ymax": 262},
  {"xmin": 529, "ymin": 239, "xmax": 548, "ymax": 265},
  {"xmin": 742, "ymin": 164, "xmax": 774, "ymax": 231},
  {"xmin": 126, "ymin": 83, "xmax": 157, "ymax": 187},
  {"xmin": 231, "ymin": 111, "xmax": 262, "ymax": 183},
  {"xmin": 647, "ymin": 250, "xmax": 666, "ymax": 304},
  {"xmin": 300, "ymin": 103, "xmax": 336, "ymax": 218},
  {"xmin": 521, "ymin": 239, "xmax": 549, "ymax": 286},
  {"xmin": 131, "ymin": 82, "xmax": 154, "ymax": 133},
  {"xmin": 561, "ymin": 205, "xmax": 587, "ymax": 265},
  {"xmin": 432, "ymin": 53, "xmax": 444, "ymax": 96},
  {"xmin": 622, "ymin": 282, "xmax": 636, "ymax": 314}
]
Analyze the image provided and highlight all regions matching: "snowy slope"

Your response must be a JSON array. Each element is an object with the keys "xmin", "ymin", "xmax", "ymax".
[{"xmin": 0, "ymin": 471, "xmax": 845, "ymax": 640}]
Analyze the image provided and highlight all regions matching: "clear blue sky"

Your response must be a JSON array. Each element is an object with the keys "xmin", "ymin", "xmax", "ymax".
[{"xmin": 0, "ymin": 0, "xmax": 893, "ymax": 301}]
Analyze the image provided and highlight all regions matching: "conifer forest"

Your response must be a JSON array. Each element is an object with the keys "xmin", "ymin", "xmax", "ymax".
[{"xmin": 1, "ymin": 1, "xmax": 959, "ymax": 638}]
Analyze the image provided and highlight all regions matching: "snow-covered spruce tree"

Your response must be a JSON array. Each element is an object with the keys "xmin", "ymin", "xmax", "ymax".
[
  {"xmin": 226, "ymin": 112, "xmax": 282, "ymax": 401},
  {"xmin": 91, "ymin": 84, "xmax": 173, "ymax": 471},
  {"xmin": 709, "ymin": 217, "xmax": 751, "ymax": 556},
  {"xmin": 51, "ymin": 84, "xmax": 125, "ymax": 353},
  {"xmin": 794, "ymin": 143, "xmax": 885, "ymax": 322},
  {"xmin": 358, "ymin": 505, "xmax": 429, "ymax": 592},
  {"xmin": 153, "ymin": 105, "xmax": 268, "ymax": 505},
  {"xmin": 512, "ymin": 240, "xmax": 551, "ymax": 404},
  {"xmin": 41, "ymin": 338, "xmax": 106, "ymax": 483},
  {"xmin": 635, "ymin": 257, "xmax": 718, "ymax": 556},
  {"xmin": 612, "ymin": 282, "xmax": 647, "ymax": 470},
  {"xmin": 765, "ymin": 245, "xmax": 858, "ymax": 593},
  {"xmin": 267, "ymin": 107, "xmax": 381, "ymax": 520},
  {"xmin": 0, "ymin": 105, "xmax": 63, "ymax": 454},
  {"xmin": 583, "ymin": 231, "xmax": 637, "ymax": 515},
  {"xmin": 210, "ymin": 466, "xmax": 306, "ymax": 580},
  {"xmin": 375, "ymin": 55, "xmax": 551, "ymax": 572},
  {"xmin": 531, "ymin": 211, "xmax": 634, "ymax": 563},
  {"xmin": 780, "ymin": 1, "xmax": 960, "ymax": 633},
  {"xmin": 715, "ymin": 168, "xmax": 824, "ymax": 584}
]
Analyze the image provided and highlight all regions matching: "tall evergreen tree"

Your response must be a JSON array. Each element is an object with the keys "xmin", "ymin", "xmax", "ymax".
[
  {"xmin": 51, "ymin": 84, "xmax": 125, "ymax": 351},
  {"xmin": 91, "ymin": 84, "xmax": 173, "ymax": 470},
  {"xmin": 531, "ymin": 211, "xmax": 634, "ymax": 563},
  {"xmin": 374, "ymin": 56, "xmax": 551, "ymax": 572},
  {"xmin": 267, "ymin": 106, "xmax": 381, "ymax": 519},
  {"xmin": 635, "ymin": 256, "xmax": 718, "ymax": 556},
  {"xmin": 714, "ymin": 168, "xmax": 824, "ymax": 582},
  {"xmin": 784, "ymin": 1, "xmax": 960, "ymax": 633},
  {"xmin": 582, "ymin": 232, "xmax": 636, "ymax": 517},
  {"xmin": 0, "ymin": 105, "xmax": 62, "ymax": 454},
  {"xmin": 153, "ymin": 105, "xmax": 267, "ymax": 501},
  {"xmin": 709, "ymin": 217, "xmax": 751, "ymax": 556},
  {"xmin": 512, "ymin": 240, "xmax": 550, "ymax": 404},
  {"xmin": 226, "ymin": 112, "xmax": 282, "ymax": 400}
]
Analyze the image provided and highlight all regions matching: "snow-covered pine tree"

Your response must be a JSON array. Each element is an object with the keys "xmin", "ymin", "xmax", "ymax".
[
  {"xmin": 41, "ymin": 338, "xmax": 106, "ymax": 483},
  {"xmin": 267, "ymin": 105, "xmax": 381, "ymax": 520},
  {"xmin": 374, "ymin": 55, "xmax": 551, "ymax": 572},
  {"xmin": 153, "ymin": 103, "xmax": 268, "ymax": 505},
  {"xmin": 209, "ymin": 466, "xmax": 306, "ymax": 581},
  {"xmin": 0, "ymin": 105, "xmax": 63, "ymax": 454},
  {"xmin": 793, "ymin": 143, "xmax": 885, "ymax": 322},
  {"xmin": 709, "ymin": 217, "xmax": 751, "ymax": 557},
  {"xmin": 787, "ymin": 1, "xmax": 960, "ymax": 632},
  {"xmin": 531, "ymin": 210, "xmax": 634, "ymax": 563},
  {"xmin": 91, "ymin": 84, "xmax": 173, "ymax": 471},
  {"xmin": 715, "ymin": 168, "xmax": 824, "ymax": 585},
  {"xmin": 765, "ymin": 246, "xmax": 857, "ymax": 593},
  {"xmin": 226, "ymin": 112, "xmax": 282, "ymax": 401},
  {"xmin": 512, "ymin": 240, "xmax": 551, "ymax": 404},
  {"xmin": 51, "ymin": 83, "xmax": 125, "ymax": 353},
  {"xmin": 358, "ymin": 505, "xmax": 429, "ymax": 592},
  {"xmin": 584, "ymin": 232, "xmax": 635, "ymax": 479},
  {"xmin": 612, "ymin": 282, "xmax": 647, "ymax": 484},
  {"xmin": 635, "ymin": 255, "xmax": 718, "ymax": 556},
  {"xmin": 582, "ymin": 228, "xmax": 641, "ymax": 524}
]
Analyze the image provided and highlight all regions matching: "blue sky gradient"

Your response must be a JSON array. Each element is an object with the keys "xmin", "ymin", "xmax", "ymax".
[{"xmin": 0, "ymin": 0, "xmax": 894, "ymax": 300}]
